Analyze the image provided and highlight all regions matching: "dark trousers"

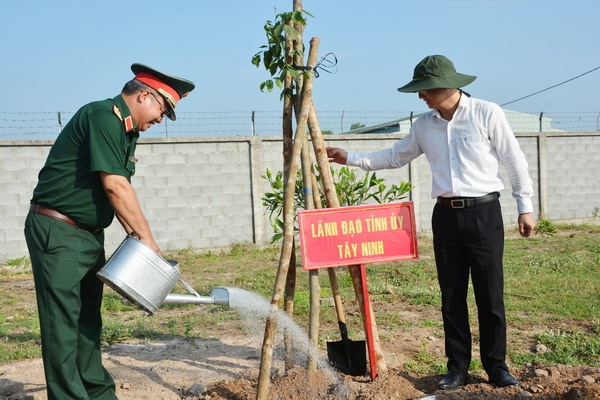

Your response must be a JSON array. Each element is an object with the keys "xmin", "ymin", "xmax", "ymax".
[
  {"xmin": 431, "ymin": 199, "xmax": 508, "ymax": 376},
  {"xmin": 24, "ymin": 212, "xmax": 117, "ymax": 400}
]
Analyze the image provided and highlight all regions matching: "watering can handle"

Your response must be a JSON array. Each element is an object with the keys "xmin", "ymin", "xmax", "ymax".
[{"xmin": 178, "ymin": 278, "xmax": 203, "ymax": 298}]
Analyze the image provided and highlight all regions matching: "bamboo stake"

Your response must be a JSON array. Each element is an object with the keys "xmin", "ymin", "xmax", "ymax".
[
  {"xmin": 310, "ymin": 169, "xmax": 322, "ymax": 209},
  {"xmin": 301, "ymin": 139, "xmax": 320, "ymax": 371},
  {"xmin": 306, "ymin": 102, "xmax": 388, "ymax": 374},
  {"xmin": 256, "ymin": 37, "xmax": 320, "ymax": 400}
]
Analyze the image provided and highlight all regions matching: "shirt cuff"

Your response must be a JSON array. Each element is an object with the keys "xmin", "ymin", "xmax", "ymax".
[
  {"xmin": 346, "ymin": 152, "xmax": 359, "ymax": 167},
  {"xmin": 516, "ymin": 198, "xmax": 534, "ymax": 215}
]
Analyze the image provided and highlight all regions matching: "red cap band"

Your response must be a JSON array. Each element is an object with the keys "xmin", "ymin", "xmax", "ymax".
[{"xmin": 133, "ymin": 72, "xmax": 181, "ymax": 103}]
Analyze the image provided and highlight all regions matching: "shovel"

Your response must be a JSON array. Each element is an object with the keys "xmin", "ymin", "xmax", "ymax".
[
  {"xmin": 327, "ymin": 320, "xmax": 367, "ymax": 376},
  {"xmin": 325, "ymin": 268, "xmax": 367, "ymax": 376}
]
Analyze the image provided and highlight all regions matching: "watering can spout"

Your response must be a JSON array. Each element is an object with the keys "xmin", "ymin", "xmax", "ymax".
[
  {"xmin": 209, "ymin": 287, "xmax": 232, "ymax": 307},
  {"xmin": 162, "ymin": 286, "xmax": 232, "ymax": 307}
]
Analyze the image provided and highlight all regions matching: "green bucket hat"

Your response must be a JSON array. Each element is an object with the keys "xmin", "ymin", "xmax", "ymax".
[{"xmin": 397, "ymin": 55, "xmax": 476, "ymax": 93}]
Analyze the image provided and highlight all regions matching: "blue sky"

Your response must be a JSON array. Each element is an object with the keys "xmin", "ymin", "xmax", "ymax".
[{"xmin": 1, "ymin": 0, "xmax": 599, "ymax": 137}]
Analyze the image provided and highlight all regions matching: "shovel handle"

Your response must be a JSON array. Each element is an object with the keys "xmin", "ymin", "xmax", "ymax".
[
  {"xmin": 338, "ymin": 320, "xmax": 349, "ymax": 341},
  {"xmin": 328, "ymin": 268, "xmax": 347, "ymax": 324}
]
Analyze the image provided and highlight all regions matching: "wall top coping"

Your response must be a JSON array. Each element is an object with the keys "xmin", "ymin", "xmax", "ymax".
[{"xmin": 1, "ymin": 131, "xmax": 597, "ymax": 147}]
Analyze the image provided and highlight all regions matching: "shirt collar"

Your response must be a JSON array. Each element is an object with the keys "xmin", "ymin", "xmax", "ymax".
[
  {"xmin": 112, "ymin": 95, "xmax": 138, "ymax": 134},
  {"xmin": 432, "ymin": 90, "xmax": 471, "ymax": 120},
  {"xmin": 457, "ymin": 90, "xmax": 470, "ymax": 109}
]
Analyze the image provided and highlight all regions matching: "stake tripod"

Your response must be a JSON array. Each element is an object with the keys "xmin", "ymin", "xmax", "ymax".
[{"xmin": 256, "ymin": 36, "xmax": 387, "ymax": 400}]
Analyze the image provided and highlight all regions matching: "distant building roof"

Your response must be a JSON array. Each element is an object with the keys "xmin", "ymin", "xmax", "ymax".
[{"xmin": 341, "ymin": 109, "xmax": 563, "ymax": 134}]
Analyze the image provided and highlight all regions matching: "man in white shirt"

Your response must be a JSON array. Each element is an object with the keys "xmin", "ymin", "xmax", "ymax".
[{"xmin": 326, "ymin": 55, "xmax": 535, "ymax": 391}]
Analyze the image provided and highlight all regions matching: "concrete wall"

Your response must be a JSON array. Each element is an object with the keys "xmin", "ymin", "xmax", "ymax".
[{"xmin": 1, "ymin": 131, "xmax": 599, "ymax": 263}]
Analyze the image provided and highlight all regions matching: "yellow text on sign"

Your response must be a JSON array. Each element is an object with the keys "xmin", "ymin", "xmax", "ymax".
[
  {"xmin": 310, "ymin": 214, "xmax": 405, "ymax": 238},
  {"xmin": 336, "ymin": 240, "xmax": 385, "ymax": 259}
]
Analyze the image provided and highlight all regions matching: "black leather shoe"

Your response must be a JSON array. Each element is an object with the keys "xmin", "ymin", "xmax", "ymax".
[
  {"xmin": 437, "ymin": 370, "xmax": 468, "ymax": 390},
  {"xmin": 489, "ymin": 368, "xmax": 520, "ymax": 387}
]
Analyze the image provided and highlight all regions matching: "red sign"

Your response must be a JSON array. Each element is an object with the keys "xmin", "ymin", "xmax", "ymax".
[{"xmin": 297, "ymin": 202, "xmax": 418, "ymax": 270}]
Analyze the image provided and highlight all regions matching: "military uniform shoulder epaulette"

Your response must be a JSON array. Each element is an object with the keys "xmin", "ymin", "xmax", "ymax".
[{"xmin": 113, "ymin": 105, "xmax": 134, "ymax": 132}]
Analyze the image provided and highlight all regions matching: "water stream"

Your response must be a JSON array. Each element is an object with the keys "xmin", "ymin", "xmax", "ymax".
[{"xmin": 223, "ymin": 287, "xmax": 352, "ymax": 399}]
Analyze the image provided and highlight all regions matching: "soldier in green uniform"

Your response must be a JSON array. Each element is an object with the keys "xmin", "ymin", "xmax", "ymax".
[{"xmin": 24, "ymin": 64, "xmax": 195, "ymax": 399}]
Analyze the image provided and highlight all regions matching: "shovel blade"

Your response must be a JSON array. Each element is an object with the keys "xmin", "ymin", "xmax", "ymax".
[{"xmin": 326, "ymin": 339, "xmax": 367, "ymax": 376}]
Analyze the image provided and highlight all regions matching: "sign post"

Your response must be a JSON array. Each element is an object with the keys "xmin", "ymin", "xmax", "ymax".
[
  {"xmin": 298, "ymin": 202, "xmax": 418, "ymax": 380},
  {"xmin": 358, "ymin": 263, "xmax": 377, "ymax": 381}
]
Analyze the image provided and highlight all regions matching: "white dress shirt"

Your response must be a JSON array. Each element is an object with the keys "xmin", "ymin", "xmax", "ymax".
[{"xmin": 346, "ymin": 95, "xmax": 534, "ymax": 214}]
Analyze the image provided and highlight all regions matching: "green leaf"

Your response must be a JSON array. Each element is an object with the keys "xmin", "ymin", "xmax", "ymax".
[
  {"xmin": 265, "ymin": 80, "xmax": 274, "ymax": 92},
  {"xmin": 252, "ymin": 9, "xmax": 313, "ymax": 97},
  {"xmin": 251, "ymin": 54, "xmax": 261, "ymax": 67}
]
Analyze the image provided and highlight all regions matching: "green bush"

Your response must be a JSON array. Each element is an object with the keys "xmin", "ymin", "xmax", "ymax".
[
  {"xmin": 262, "ymin": 166, "xmax": 412, "ymax": 242},
  {"xmin": 534, "ymin": 219, "xmax": 558, "ymax": 236}
]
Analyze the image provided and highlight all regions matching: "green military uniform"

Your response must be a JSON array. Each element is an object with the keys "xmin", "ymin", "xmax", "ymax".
[
  {"xmin": 25, "ymin": 63, "xmax": 194, "ymax": 400},
  {"xmin": 25, "ymin": 95, "xmax": 138, "ymax": 400}
]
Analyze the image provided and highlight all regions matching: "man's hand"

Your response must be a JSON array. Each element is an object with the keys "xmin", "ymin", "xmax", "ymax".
[
  {"xmin": 518, "ymin": 213, "xmax": 536, "ymax": 237},
  {"xmin": 137, "ymin": 233, "xmax": 161, "ymax": 254},
  {"xmin": 326, "ymin": 147, "xmax": 348, "ymax": 165}
]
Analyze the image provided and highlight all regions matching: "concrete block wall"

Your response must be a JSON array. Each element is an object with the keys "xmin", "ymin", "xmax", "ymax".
[
  {"xmin": 1, "ymin": 143, "xmax": 48, "ymax": 263},
  {"xmin": 113, "ymin": 140, "xmax": 257, "ymax": 252},
  {"xmin": 543, "ymin": 134, "xmax": 600, "ymax": 220},
  {"xmin": 1, "ymin": 131, "xmax": 599, "ymax": 263}
]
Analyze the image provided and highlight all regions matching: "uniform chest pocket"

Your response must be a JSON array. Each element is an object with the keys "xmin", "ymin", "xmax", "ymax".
[
  {"xmin": 124, "ymin": 137, "xmax": 138, "ymax": 177},
  {"xmin": 125, "ymin": 155, "xmax": 137, "ymax": 176},
  {"xmin": 124, "ymin": 144, "xmax": 137, "ymax": 176}
]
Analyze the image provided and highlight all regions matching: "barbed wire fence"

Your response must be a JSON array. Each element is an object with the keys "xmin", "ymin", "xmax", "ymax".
[{"xmin": 1, "ymin": 110, "xmax": 599, "ymax": 140}]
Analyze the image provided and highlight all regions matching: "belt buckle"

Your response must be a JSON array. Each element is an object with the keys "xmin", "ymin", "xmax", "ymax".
[{"xmin": 450, "ymin": 199, "xmax": 465, "ymax": 209}]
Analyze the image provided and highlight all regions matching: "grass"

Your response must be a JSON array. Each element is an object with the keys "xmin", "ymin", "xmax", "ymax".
[{"xmin": 1, "ymin": 224, "xmax": 599, "ymax": 373}]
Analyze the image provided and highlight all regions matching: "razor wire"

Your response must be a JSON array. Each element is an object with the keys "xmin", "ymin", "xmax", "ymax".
[{"xmin": 1, "ymin": 110, "xmax": 599, "ymax": 140}]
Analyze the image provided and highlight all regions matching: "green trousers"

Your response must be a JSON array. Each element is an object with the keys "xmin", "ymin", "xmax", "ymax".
[{"xmin": 24, "ymin": 212, "xmax": 117, "ymax": 400}]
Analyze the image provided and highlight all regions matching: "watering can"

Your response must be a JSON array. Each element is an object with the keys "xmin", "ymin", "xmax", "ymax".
[{"xmin": 97, "ymin": 235, "xmax": 235, "ymax": 315}]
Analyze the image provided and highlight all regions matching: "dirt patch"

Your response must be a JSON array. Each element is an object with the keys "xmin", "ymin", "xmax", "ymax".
[{"xmin": 1, "ymin": 330, "xmax": 599, "ymax": 400}]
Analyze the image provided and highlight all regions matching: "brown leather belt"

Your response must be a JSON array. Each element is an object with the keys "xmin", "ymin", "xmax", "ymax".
[
  {"xmin": 437, "ymin": 192, "xmax": 500, "ymax": 209},
  {"xmin": 29, "ymin": 204, "xmax": 103, "ymax": 234}
]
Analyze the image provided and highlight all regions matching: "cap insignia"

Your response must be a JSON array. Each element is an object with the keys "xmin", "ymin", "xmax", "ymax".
[{"xmin": 157, "ymin": 88, "xmax": 176, "ymax": 109}]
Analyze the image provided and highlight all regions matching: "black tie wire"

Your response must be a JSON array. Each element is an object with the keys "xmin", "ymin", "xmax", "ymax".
[{"xmin": 293, "ymin": 52, "xmax": 338, "ymax": 78}]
